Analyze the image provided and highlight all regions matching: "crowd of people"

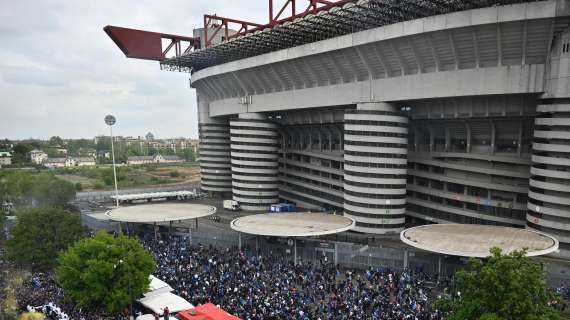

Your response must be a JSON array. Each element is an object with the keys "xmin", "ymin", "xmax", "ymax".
[
  {"xmin": 144, "ymin": 235, "xmax": 446, "ymax": 320},
  {"xmin": 16, "ymin": 272, "xmax": 106, "ymax": 320},
  {"xmin": 14, "ymin": 233, "xmax": 569, "ymax": 319}
]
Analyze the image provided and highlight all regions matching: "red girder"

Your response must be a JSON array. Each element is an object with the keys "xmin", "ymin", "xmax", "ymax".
[
  {"xmin": 203, "ymin": 15, "xmax": 265, "ymax": 48},
  {"xmin": 104, "ymin": 25, "xmax": 200, "ymax": 61},
  {"xmin": 204, "ymin": 0, "xmax": 353, "ymax": 47},
  {"xmin": 105, "ymin": 0, "xmax": 353, "ymax": 59}
]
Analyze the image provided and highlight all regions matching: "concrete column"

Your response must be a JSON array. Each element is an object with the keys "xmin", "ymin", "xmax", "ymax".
[
  {"xmin": 517, "ymin": 119, "xmax": 523, "ymax": 156},
  {"xmin": 334, "ymin": 242, "xmax": 338, "ymax": 265},
  {"xmin": 445, "ymin": 127, "xmax": 450, "ymax": 152},
  {"xmin": 230, "ymin": 113, "xmax": 279, "ymax": 211},
  {"xmin": 294, "ymin": 238, "xmax": 298, "ymax": 265},
  {"xmin": 413, "ymin": 126, "xmax": 420, "ymax": 152},
  {"xmin": 429, "ymin": 126, "xmax": 435, "ymax": 152},
  {"xmin": 343, "ymin": 102, "xmax": 408, "ymax": 235},
  {"xmin": 238, "ymin": 232, "xmax": 242, "ymax": 250},
  {"xmin": 490, "ymin": 121, "xmax": 496, "ymax": 155},
  {"xmin": 438, "ymin": 255, "xmax": 442, "ymax": 280},
  {"xmin": 197, "ymin": 96, "xmax": 232, "ymax": 194},
  {"xmin": 466, "ymin": 122, "xmax": 472, "ymax": 153},
  {"xmin": 403, "ymin": 250, "xmax": 409, "ymax": 269}
]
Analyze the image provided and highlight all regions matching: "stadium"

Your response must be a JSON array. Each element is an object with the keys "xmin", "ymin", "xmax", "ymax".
[{"xmin": 106, "ymin": 0, "xmax": 570, "ymax": 257}]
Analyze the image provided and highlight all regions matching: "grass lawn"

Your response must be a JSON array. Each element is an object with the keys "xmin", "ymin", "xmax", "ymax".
[{"xmin": 52, "ymin": 163, "xmax": 200, "ymax": 191}]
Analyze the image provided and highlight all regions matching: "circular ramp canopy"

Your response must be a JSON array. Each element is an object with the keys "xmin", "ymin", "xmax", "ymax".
[
  {"xmin": 400, "ymin": 224, "xmax": 559, "ymax": 258},
  {"xmin": 106, "ymin": 203, "xmax": 216, "ymax": 223},
  {"xmin": 230, "ymin": 212, "xmax": 355, "ymax": 237}
]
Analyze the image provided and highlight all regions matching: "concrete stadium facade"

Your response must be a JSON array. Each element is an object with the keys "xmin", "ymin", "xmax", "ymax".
[{"xmin": 187, "ymin": 1, "xmax": 570, "ymax": 256}]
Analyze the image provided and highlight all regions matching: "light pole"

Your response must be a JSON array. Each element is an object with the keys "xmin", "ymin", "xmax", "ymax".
[
  {"xmin": 115, "ymin": 258, "xmax": 133, "ymax": 319},
  {"xmin": 105, "ymin": 115, "xmax": 120, "ymax": 207}
]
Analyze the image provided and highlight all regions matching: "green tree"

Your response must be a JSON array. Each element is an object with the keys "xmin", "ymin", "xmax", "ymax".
[
  {"xmin": 180, "ymin": 148, "xmax": 195, "ymax": 162},
  {"xmin": 56, "ymin": 232, "xmax": 155, "ymax": 315},
  {"xmin": 6, "ymin": 208, "xmax": 85, "ymax": 269},
  {"xmin": 66, "ymin": 139, "xmax": 96, "ymax": 155},
  {"xmin": 101, "ymin": 167, "xmax": 127, "ymax": 186},
  {"xmin": 29, "ymin": 173, "xmax": 76, "ymax": 207},
  {"xmin": 48, "ymin": 136, "xmax": 64, "ymax": 147},
  {"xmin": 11, "ymin": 143, "xmax": 39, "ymax": 164},
  {"xmin": 439, "ymin": 247, "xmax": 564, "ymax": 320},
  {"xmin": 0, "ymin": 171, "xmax": 75, "ymax": 208}
]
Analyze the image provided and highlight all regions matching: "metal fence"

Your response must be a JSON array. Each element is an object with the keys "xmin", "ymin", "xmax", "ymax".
[
  {"xmin": 188, "ymin": 226, "xmax": 467, "ymax": 278},
  {"xmin": 83, "ymin": 214, "xmax": 570, "ymax": 286}
]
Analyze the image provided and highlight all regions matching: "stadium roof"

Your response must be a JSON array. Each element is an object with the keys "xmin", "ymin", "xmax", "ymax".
[
  {"xmin": 160, "ymin": 0, "xmax": 546, "ymax": 72},
  {"xmin": 230, "ymin": 212, "xmax": 355, "ymax": 237},
  {"xmin": 400, "ymin": 224, "xmax": 559, "ymax": 258}
]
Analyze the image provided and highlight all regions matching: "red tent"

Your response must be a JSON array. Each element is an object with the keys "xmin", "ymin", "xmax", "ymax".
[{"xmin": 177, "ymin": 303, "xmax": 240, "ymax": 320}]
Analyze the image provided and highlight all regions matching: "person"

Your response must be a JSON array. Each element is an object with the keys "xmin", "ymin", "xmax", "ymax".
[
  {"xmin": 153, "ymin": 312, "xmax": 159, "ymax": 320},
  {"xmin": 163, "ymin": 306, "xmax": 169, "ymax": 320}
]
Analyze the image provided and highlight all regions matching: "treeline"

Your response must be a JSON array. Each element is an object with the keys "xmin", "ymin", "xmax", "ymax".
[
  {"xmin": 0, "ymin": 170, "xmax": 76, "ymax": 208},
  {"xmin": 3, "ymin": 136, "xmax": 196, "ymax": 166}
]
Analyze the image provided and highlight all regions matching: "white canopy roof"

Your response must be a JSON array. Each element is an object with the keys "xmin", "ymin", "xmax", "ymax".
[
  {"xmin": 111, "ymin": 190, "xmax": 196, "ymax": 201},
  {"xmin": 136, "ymin": 315, "xmax": 164, "ymax": 320},
  {"xmin": 138, "ymin": 292, "xmax": 194, "ymax": 315},
  {"xmin": 106, "ymin": 203, "xmax": 216, "ymax": 223},
  {"xmin": 145, "ymin": 275, "xmax": 174, "ymax": 296},
  {"xmin": 231, "ymin": 212, "xmax": 355, "ymax": 237}
]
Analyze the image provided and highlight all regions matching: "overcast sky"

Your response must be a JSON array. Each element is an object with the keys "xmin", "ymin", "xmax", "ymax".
[{"xmin": 0, "ymin": 0, "xmax": 267, "ymax": 140}]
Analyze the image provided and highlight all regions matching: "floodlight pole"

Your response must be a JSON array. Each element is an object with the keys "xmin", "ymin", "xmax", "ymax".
[{"xmin": 105, "ymin": 115, "xmax": 120, "ymax": 207}]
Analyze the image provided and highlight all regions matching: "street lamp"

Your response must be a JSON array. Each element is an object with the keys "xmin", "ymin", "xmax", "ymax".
[
  {"xmin": 115, "ymin": 258, "xmax": 133, "ymax": 319},
  {"xmin": 105, "ymin": 115, "xmax": 120, "ymax": 207}
]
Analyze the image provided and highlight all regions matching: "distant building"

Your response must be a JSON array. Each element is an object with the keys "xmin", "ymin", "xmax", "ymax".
[
  {"xmin": 43, "ymin": 158, "xmax": 71, "ymax": 168},
  {"xmin": 97, "ymin": 150, "xmax": 111, "ymax": 159},
  {"xmin": 47, "ymin": 145, "xmax": 67, "ymax": 156},
  {"xmin": 127, "ymin": 155, "xmax": 154, "ymax": 166},
  {"xmin": 44, "ymin": 156, "xmax": 96, "ymax": 168},
  {"xmin": 146, "ymin": 132, "xmax": 155, "ymax": 141},
  {"xmin": 77, "ymin": 147, "xmax": 97, "ymax": 158},
  {"xmin": 28, "ymin": 149, "xmax": 48, "ymax": 165},
  {"xmin": 127, "ymin": 154, "xmax": 183, "ymax": 165},
  {"xmin": 161, "ymin": 155, "xmax": 183, "ymax": 164},
  {"xmin": 74, "ymin": 157, "xmax": 96, "ymax": 166},
  {"xmin": 0, "ymin": 151, "xmax": 12, "ymax": 167}
]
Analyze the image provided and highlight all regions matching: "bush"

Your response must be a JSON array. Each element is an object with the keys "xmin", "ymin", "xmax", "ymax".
[
  {"xmin": 169, "ymin": 170, "xmax": 181, "ymax": 178},
  {"xmin": 75, "ymin": 182, "xmax": 83, "ymax": 191},
  {"xmin": 93, "ymin": 183, "xmax": 104, "ymax": 190}
]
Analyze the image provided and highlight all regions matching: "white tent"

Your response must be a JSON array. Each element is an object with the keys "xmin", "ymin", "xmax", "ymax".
[
  {"xmin": 138, "ymin": 292, "xmax": 194, "ymax": 315},
  {"xmin": 136, "ymin": 315, "xmax": 164, "ymax": 320},
  {"xmin": 146, "ymin": 275, "xmax": 174, "ymax": 296}
]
